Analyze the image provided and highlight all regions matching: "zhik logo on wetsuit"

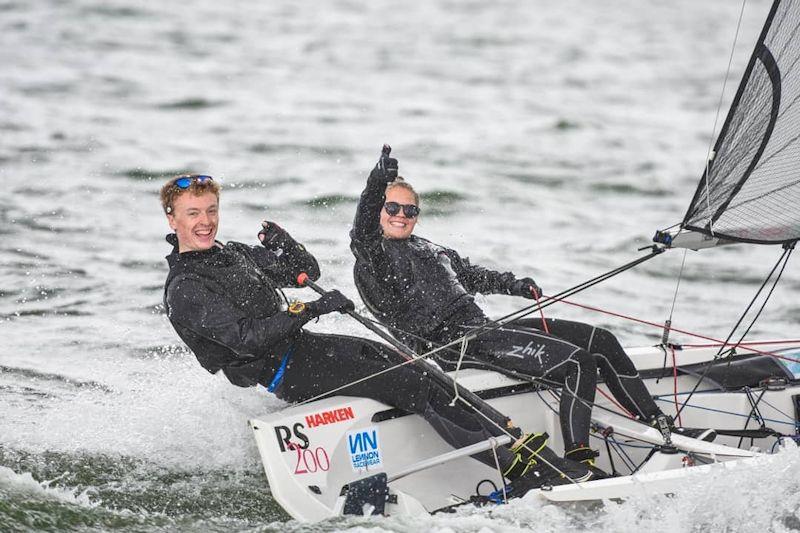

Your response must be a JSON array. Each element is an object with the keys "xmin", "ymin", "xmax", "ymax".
[
  {"xmin": 507, "ymin": 341, "xmax": 545, "ymax": 364},
  {"xmin": 347, "ymin": 426, "xmax": 383, "ymax": 472}
]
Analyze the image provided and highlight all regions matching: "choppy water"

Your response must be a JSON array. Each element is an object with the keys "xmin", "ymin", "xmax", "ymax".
[{"xmin": 3, "ymin": 0, "xmax": 799, "ymax": 531}]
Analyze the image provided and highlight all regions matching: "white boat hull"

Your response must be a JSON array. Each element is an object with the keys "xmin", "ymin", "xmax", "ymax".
[{"xmin": 249, "ymin": 341, "xmax": 800, "ymax": 522}]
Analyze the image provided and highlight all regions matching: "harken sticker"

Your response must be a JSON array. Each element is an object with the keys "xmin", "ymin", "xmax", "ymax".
[{"xmin": 346, "ymin": 426, "xmax": 383, "ymax": 472}]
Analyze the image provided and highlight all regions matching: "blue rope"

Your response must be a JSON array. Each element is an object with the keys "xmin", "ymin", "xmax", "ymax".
[
  {"xmin": 267, "ymin": 344, "xmax": 295, "ymax": 393},
  {"xmin": 652, "ymin": 397, "xmax": 795, "ymax": 427},
  {"xmin": 488, "ymin": 487, "xmax": 509, "ymax": 504}
]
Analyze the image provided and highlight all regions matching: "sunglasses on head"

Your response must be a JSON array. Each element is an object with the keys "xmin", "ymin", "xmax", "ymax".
[
  {"xmin": 173, "ymin": 175, "xmax": 214, "ymax": 189},
  {"xmin": 384, "ymin": 201, "xmax": 420, "ymax": 218}
]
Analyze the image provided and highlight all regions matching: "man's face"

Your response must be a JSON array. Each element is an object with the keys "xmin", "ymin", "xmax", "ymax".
[
  {"xmin": 167, "ymin": 191, "xmax": 219, "ymax": 253},
  {"xmin": 380, "ymin": 186, "xmax": 418, "ymax": 240}
]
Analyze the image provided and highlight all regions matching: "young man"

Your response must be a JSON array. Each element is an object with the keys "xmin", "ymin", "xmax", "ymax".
[
  {"xmin": 159, "ymin": 173, "xmax": 596, "ymax": 496},
  {"xmin": 350, "ymin": 147, "xmax": 708, "ymax": 468}
]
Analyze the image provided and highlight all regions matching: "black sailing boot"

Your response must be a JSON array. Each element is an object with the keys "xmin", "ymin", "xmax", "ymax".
[
  {"xmin": 501, "ymin": 433, "xmax": 594, "ymax": 498},
  {"xmin": 564, "ymin": 445, "xmax": 611, "ymax": 479}
]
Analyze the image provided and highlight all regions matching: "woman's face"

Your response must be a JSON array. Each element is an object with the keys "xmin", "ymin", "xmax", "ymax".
[{"xmin": 380, "ymin": 186, "xmax": 418, "ymax": 240}]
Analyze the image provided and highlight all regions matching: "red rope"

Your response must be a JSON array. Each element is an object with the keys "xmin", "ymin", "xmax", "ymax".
[
  {"xmin": 681, "ymin": 339, "xmax": 800, "ymax": 347},
  {"xmin": 531, "ymin": 294, "xmax": 799, "ymax": 430},
  {"xmin": 532, "ymin": 287, "xmax": 550, "ymax": 334},
  {"xmin": 596, "ymin": 386, "xmax": 635, "ymax": 419},
  {"xmin": 535, "ymin": 291, "xmax": 637, "ymax": 418},
  {"xmin": 544, "ymin": 295, "xmax": 800, "ymax": 364}
]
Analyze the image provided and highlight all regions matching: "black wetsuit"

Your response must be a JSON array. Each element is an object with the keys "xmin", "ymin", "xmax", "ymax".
[
  {"xmin": 162, "ymin": 232, "xmax": 532, "ymax": 472},
  {"xmin": 350, "ymin": 177, "xmax": 662, "ymax": 451}
]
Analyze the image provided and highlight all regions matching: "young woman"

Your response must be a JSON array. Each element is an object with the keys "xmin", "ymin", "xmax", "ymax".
[{"xmin": 350, "ymin": 146, "xmax": 707, "ymax": 467}]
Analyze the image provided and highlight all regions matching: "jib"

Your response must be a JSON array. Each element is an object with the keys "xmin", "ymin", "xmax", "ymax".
[{"xmin": 274, "ymin": 423, "xmax": 310, "ymax": 452}]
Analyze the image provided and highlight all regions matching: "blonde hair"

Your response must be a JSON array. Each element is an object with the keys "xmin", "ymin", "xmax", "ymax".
[
  {"xmin": 160, "ymin": 175, "xmax": 221, "ymax": 214},
  {"xmin": 386, "ymin": 177, "xmax": 420, "ymax": 205}
]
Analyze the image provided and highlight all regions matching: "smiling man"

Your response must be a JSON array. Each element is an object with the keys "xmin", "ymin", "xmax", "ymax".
[
  {"xmin": 160, "ymin": 174, "xmax": 334, "ymax": 386},
  {"xmin": 164, "ymin": 175, "xmax": 219, "ymax": 252}
]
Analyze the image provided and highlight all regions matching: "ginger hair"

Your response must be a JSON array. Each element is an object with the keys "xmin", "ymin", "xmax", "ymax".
[{"xmin": 159, "ymin": 175, "xmax": 221, "ymax": 214}]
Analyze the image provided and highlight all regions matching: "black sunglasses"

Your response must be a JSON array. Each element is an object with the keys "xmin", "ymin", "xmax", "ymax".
[
  {"xmin": 384, "ymin": 202, "xmax": 420, "ymax": 218},
  {"xmin": 173, "ymin": 175, "xmax": 214, "ymax": 189}
]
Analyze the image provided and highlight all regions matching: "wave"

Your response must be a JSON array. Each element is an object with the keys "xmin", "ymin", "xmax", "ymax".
[
  {"xmin": 118, "ymin": 168, "xmax": 192, "ymax": 181},
  {"xmin": 0, "ymin": 365, "xmax": 113, "ymax": 392},
  {"xmin": 0, "ymin": 454, "xmax": 288, "ymax": 530},
  {"xmin": 590, "ymin": 182, "xmax": 673, "ymax": 197},
  {"xmin": 0, "ymin": 464, "xmax": 97, "ymax": 506},
  {"xmin": 248, "ymin": 143, "xmax": 354, "ymax": 158},
  {"xmin": 300, "ymin": 194, "xmax": 358, "ymax": 209},
  {"xmin": 502, "ymin": 172, "xmax": 568, "ymax": 188},
  {"xmin": 2, "ymin": 308, "xmax": 92, "ymax": 319},
  {"xmin": 156, "ymin": 98, "xmax": 226, "ymax": 110}
]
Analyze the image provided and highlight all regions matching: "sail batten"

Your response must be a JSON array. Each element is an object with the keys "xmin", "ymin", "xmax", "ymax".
[{"xmin": 681, "ymin": 0, "xmax": 800, "ymax": 245}]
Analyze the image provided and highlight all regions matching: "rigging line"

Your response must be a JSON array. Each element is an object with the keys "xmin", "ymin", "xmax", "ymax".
[
  {"xmin": 682, "ymin": 339, "xmax": 800, "ymax": 347},
  {"xmin": 671, "ymin": 346, "xmax": 682, "ymax": 427},
  {"xmin": 554, "ymin": 297, "xmax": 800, "ymax": 363},
  {"xmin": 667, "ymin": 249, "xmax": 688, "ymax": 324},
  {"xmin": 288, "ymin": 346, "xmax": 586, "ymax": 485},
  {"xmin": 702, "ymin": 0, "xmax": 749, "ymax": 231},
  {"xmin": 534, "ymin": 290, "xmax": 550, "ymax": 334},
  {"xmin": 738, "ymin": 388, "xmax": 767, "ymax": 449},
  {"xmin": 452, "ymin": 249, "xmax": 665, "ymax": 343},
  {"xmin": 595, "ymin": 434, "xmax": 637, "ymax": 473},
  {"xmin": 660, "ymin": 248, "xmax": 688, "ymax": 350},
  {"xmin": 675, "ymin": 246, "xmax": 791, "ymax": 417},
  {"xmin": 296, "ymin": 311, "xmax": 638, "ymax": 425},
  {"xmin": 354, "ymin": 248, "xmax": 663, "ymax": 370},
  {"xmin": 727, "ymin": 245, "xmax": 794, "ymax": 350},
  {"xmin": 281, "ymin": 251, "xmax": 665, "ymax": 467},
  {"xmin": 448, "ymin": 336, "xmax": 470, "ymax": 407},
  {"xmin": 489, "ymin": 442, "xmax": 508, "ymax": 504},
  {"xmin": 313, "ymin": 356, "xmax": 596, "ymax": 484},
  {"xmin": 341, "ymin": 264, "xmax": 668, "ymax": 418},
  {"xmin": 543, "ymin": 380, "xmax": 640, "ymax": 427},
  {"xmin": 653, "ymin": 396, "xmax": 795, "ymax": 426},
  {"xmin": 476, "ymin": 361, "xmax": 640, "ymax": 423},
  {"xmin": 714, "ymin": 245, "xmax": 790, "ymax": 358},
  {"xmin": 467, "ymin": 405, "xmax": 581, "ymax": 487},
  {"xmin": 755, "ymin": 394, "xmax": 798, "ymax": 425},
  {"xmin": 596, "ymin": 386, "xmax": 636, "ymax": 419},
  {"xmin": 464, "ymin": 250, "xmax": 665, "ymax": 343},
  {"xmin": 292, "ymin": 245, "xmax": 796, "ymax": 432}
]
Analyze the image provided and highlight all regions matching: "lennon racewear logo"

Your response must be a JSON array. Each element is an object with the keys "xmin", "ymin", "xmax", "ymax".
[{"xmin": 346, "ymin": 426, "xmax": 383, "ymax": 472}]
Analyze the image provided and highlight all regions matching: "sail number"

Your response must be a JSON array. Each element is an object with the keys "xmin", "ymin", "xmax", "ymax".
[{"xmin": 287, "ymin": 442, "xmax": 330, "ymax": 474}]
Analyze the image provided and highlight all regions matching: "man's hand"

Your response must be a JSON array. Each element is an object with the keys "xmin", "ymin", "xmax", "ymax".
[
  {"xmin": 308, "ymin": 289, "xmax": 355, "ymax": 316},
  {"xmin": 258, "ymin": 221, "xmax": 290, "ymax": 249},
  {"xmin": 368, "ymin": 144, "xmax": 398, "ymax": 184},
  {"xmin": 509, "ymin": 277, "xmax": 543, "ymax": 300}
]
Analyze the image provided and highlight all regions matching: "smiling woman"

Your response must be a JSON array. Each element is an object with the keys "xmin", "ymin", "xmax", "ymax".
[
  {"xmin": 160, "ymin": 174, "xmax": 221, "ymax": 253},
  {"xmin": 349, "ymin": 146, "xmax": 686, "ymax": 467},
  {"xmin": 380, "ymin": 181, "xmax": 420, "ymax": 240}
]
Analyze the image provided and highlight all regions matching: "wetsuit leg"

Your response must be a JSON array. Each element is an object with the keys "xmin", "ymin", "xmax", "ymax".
[
  {"xmin": 274, "ymin": 331, "xmax": 519, "ymax": 470},
  {"xmin": 516, "ymin": 318, "xmax": 661, "ymax": 420},
  {"xmin": 445, "ymin": 324, "xmax": 598, "ymax": 451}
]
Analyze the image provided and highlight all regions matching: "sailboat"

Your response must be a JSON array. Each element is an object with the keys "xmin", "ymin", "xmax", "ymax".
[{"xmin": 249, "ymin": 0, "xmax": 800, "ymax": 522}]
